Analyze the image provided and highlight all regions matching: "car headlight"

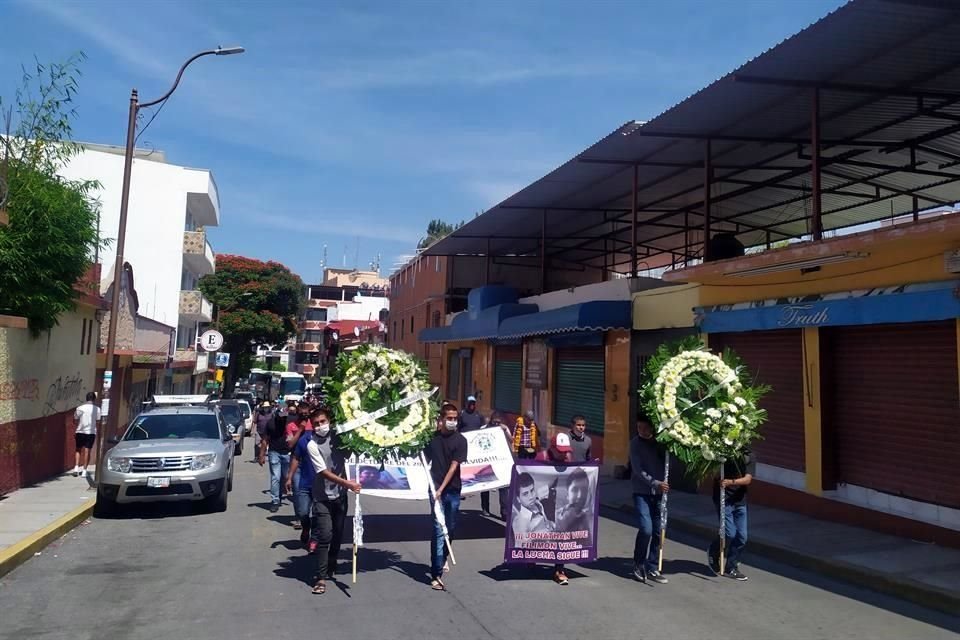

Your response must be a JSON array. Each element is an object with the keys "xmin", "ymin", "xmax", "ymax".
[
  {"xmin": 227, "ymin": 423, "xmax": 238, "ymax": 434},
  {"xmin": 107, "ymin": 457, "xmax": 132, "ymax": 473},
  {"xmin": 191, "ymin": 453, "xmax": 216, "ymax": 470}
]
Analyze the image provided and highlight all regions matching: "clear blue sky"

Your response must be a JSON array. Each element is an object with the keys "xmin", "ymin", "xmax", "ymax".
[{"xmin": 0, "ymin": 0, "xmax": 843, "ymax": 282}]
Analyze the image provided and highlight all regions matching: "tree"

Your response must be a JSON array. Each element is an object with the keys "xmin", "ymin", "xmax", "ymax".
[
  {"xmin": 417, "ymin": 218, "xmax": 464, "ymax": 249},
  {"xmin": 0, "ymin": 53, "xmax": 104, "ymax": 335},
  {"xmin": 199, "ymin": 255, "xmax": 304, "ymax": 389}
]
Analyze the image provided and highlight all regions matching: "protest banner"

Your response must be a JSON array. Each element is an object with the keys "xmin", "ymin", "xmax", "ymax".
[
  {"xmin": 345, "ymin": 427, "xmax": 514, "ymax": 500},
  {"xmin": 503, "ymin": 461, "xmax": 600, "ymax": 564}
]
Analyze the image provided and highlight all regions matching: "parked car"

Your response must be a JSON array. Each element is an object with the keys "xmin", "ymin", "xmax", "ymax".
[
  {"xmin": 236, "ymin": 399, "xmax": 253, "ymax": 438},
  {"xmin": 211, "ymin": 400, "xmax": 246, "ymax": 455},
  {"xmin": 234, "ymin": 390, "xmax": 255, "ymax": 408},
  {"xmin": 96, "ymin": 405, "xmax": 235, "ymax": 516}
]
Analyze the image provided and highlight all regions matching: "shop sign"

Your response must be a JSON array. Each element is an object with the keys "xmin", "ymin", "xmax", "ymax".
[{"xmin": 525, "ymin": 340, "xmax": 548, "ymax": 390}]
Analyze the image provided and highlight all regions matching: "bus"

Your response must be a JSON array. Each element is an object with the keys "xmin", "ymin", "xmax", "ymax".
[
  {"xmin": 249, "ymin": 368, "xmax": 271, "ymax": 403},
  {"xmin": 269, "ymin": 371, "xmax": 306, "ymax": 403}
]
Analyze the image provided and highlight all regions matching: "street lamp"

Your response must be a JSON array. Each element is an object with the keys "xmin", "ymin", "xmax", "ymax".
[{"xmin": 97, "ymin": 46, "xmax": 244, "ymax": 484}]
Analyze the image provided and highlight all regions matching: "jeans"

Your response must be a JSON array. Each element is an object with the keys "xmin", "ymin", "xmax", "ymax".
[
  {"xmin": 633, "ymin": 493, "xmax": 663, "ymax": 573},
  {"xmin": 312, "ymin": 494, "xmax": 348, "ymax": 580},
  {"xmin": 708, "ymin": 502, "xmax": 748, "ymax": 573},
  {"xmin": 294, "ymin": 485, "xmax": 313, "ymax": 531},
  {"xmin": 268, "ymin": 450, "xmax": 291, "ymax": 506},
  {"xmin": 430, "ymin": 492, "xmax": 461, "ymax": 579},
  {"xmin": 480, "ymin": 488, "xmax": 510, "ymax": 519}
]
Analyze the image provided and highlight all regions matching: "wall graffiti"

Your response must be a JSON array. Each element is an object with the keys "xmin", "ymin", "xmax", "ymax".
[
  {"xmin": 0, "ymin": 378, "xmax": 40, "ymax": 402},
  {"xmin": 43, "ymin": 372, "xmax": 85, "ymax": 417}
]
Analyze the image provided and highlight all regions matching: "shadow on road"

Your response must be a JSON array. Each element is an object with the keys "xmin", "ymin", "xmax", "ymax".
[
  {"xmin": 480, "ymin": 563, "xmax": 588, "ymax": 583},
  {"xmin": 95, "ymin": 502, "xmax": 213, "ymax": 520},
  {"xmin": 349, "ymin": 512, "xmax": 504, "ymax": 544}
]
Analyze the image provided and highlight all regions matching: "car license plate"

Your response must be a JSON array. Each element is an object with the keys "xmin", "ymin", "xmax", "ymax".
[{"xmin": 147, "ymin": 477, "xmax": 170, "ymax": 488}]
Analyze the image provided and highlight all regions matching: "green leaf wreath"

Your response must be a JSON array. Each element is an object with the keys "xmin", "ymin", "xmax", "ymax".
[
  {"xmin": 639, "ymin": 336, "xmax": 770, "ymax": 480},
  {"xmin": 324, "ymin": 344, "xmax": 438, "ymax": 461}
]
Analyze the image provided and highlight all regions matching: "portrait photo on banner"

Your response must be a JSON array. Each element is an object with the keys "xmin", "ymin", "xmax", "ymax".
[
  {"xmin": 349, "ymin": 463, "xmax": 412, "ymax": 491},
  {"xmin": 504, "ymin": 462, "xmax": 600, "ymax": 564}
]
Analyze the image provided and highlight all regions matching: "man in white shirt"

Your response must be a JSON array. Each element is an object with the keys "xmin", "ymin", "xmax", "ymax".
[{"xmin": 72, "ymin": 392, "xmax": 101, "ymax": 478}]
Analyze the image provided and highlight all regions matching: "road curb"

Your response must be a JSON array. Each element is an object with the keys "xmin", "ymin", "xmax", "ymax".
[
  {"xmin": 0, "ymin": 500, "xmax": 94, "ymax": 580},
  {"xmin": 607, "ymin": 501, "xmax": 960, "ymax": 617}
]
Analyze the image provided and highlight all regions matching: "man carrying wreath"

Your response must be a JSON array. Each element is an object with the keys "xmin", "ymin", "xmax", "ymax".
[{"xmin": 708, "ymin": 450, "xmax": 754, "ymax": 581}]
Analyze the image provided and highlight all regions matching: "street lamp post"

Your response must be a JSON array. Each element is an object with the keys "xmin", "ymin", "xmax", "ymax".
[{"xmin": 96, "ymin": 46, "xmax": 244, "ymax": 485}]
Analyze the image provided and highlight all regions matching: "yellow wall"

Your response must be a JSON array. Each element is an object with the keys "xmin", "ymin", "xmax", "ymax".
[
  {"xmin": 0, "ymin": 309, "xmax": 99, "ymax": 425},
  {"xmin": 633, "ymin": 283, "xmax": 700, "ymax": 330},
  {"xmin": 698, "ymin": 226, "xmax": 960, "ymax": 306},
  {"xmin": 603, "ymin": 329, "xmax": 631, "ymax": 468}
]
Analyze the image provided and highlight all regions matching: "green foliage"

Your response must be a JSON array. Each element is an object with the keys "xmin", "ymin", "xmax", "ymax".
[
  {"xmin": 0, "ymin": 53, "xmax": 104, "ymax": 335},
  {"xmin": 638, "ymin": 337, "xmax": 770, "ymax": 482},
  {"xmin": 417, "ymin": 218, "xmax": 464, "ymax": 249}
]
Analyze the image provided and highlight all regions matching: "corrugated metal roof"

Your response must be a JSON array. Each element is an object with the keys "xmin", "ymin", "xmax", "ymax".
[{"xmin": 425, "ymin": 0, "xmax": 960, "ymax": 272}]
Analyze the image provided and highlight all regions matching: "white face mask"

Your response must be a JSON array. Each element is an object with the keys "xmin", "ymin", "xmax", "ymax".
[
  {"xmin": 444, "ymin": 420, "xmax": 459, "ymax": 431},
  {"xmin": 315, "ymin": 423, "xmax": 331, "ymax": 437}
]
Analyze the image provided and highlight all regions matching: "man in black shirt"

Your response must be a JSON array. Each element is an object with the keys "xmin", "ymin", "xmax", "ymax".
[
  {"xmin": 424, "ymin": 402, "xmax": 468, "ymax": 591},
  {"xmin": 258, "ymin": 409, "xmax": 294, "ymax": 513},
  {"xmin": 629, "ymin": 416, "xmax": 669, "ymax": 585},
  {"xmin": 708, "ymin": 450, "xmax": 755, "ymax": 581}
]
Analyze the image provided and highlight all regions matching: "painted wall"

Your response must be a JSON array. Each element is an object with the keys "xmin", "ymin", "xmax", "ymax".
[{"xmin": 0, "ymin": 309, "xmax": 98, "ymax": 494}]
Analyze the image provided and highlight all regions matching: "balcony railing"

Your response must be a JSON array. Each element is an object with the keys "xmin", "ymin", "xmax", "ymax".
[
  {"xmin": 182, "ymin": 230, "xmax": 215, "ymax": 276},
  {"xmin": 179, "ymin": 290, "xmax": 213, "ymax": 322},
  {"xmin": 296, "ymin": 342, "xmax": 321, "ymax": 352}
]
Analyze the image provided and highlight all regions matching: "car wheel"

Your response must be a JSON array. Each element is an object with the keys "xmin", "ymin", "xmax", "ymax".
[
  {"xmin": 234, "ymin": 438, "xmax": 243, "ymax": 457},
  {"xmin": 93, "ymin": 489, "xmax": 117, "ymax": 518},
  {"xmin": 205, "ymin": 480, "xmax": 228, "ymax": 513},
  {"xmin": 227, "ymin": 467, "xmax": 234, "ymax": 492}
]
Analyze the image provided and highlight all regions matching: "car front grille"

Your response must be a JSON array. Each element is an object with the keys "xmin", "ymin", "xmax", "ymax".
[{"xmin": 129, "ymin": 456, "xmax": 194, "ymax": 472}]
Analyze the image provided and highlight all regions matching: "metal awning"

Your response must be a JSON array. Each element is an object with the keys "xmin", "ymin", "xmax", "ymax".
[
  {"xmin": 498, "ymin": 301, "xmax": 632, "ymax": 339},
  {"xmin": 418, "ymin": 303, "xmax": 537, "ymax": 343},
  {"xmin": 424, "ymin": 0, "xmax": 960, "ymax": 275}
]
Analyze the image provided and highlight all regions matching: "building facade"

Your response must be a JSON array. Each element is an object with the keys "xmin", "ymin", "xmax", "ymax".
[{"xmin": 59, "ymin": 143, "xmax": 221, "ymax": 392}]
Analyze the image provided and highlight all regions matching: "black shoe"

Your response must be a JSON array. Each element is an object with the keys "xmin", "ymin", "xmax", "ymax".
[
  {"xmin": 726, "ymin": 568, "xmax": 748, "ymax": 581},
  {"xmin": 481, "ymin": 510, "xmax": 493, "ymax": 517},
  {"xmin": 647, "ymin": 570, "xmax": 669, "ymax": 584},
  {"xmin": 707, "ymin": 553, "xmax": 720, "ymax": 576},
  {"xmin": 631, "ymin": 566, "xmax": 647, "ymax": 583},
  {"xmin": 269, "ymin": 503, "xmax": 280, "ymax": 513}
]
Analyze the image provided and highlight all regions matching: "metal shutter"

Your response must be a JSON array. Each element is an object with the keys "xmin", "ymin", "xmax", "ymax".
[
  {"xmin": 827, "ymin": 321, "xmax": 960, "ymax": 508},
  {"xmin": 553, "ymin": 347, "xmax": 605, "ymax": 434},
  {"xmin": 710, "ymin": 330, "xmax": 805, "ymax": 471},
  {"xmin": 493, "ymin": 346, "xmax": 522, "ymax": 414}
]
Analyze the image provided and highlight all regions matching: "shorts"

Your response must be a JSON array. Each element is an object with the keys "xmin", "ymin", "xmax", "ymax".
[{"xmin": 75, "ymin": 433, "xmax": 96, "ymax": 450}]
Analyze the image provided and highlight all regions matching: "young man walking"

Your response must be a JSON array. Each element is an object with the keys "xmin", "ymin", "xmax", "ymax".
[
  {"xmin": 72, "ymin": 392, "xmax": 101, "ymax": 478},
  {"xmin": 458, "ymin": 395, "xmax": 485, "ymax": 432},
  {"xmin": 285, "ymin": 408, "xmax": 327, "ymax": 546},
  {"xmin": 425, "ymin": 403, "xmax": 468, "ymax": 591},
  {"xmin": 708, "ymin": 449, "xmax": 755, "ymax": 581},
  {"xmin": 259, "ymin": 405, "xmax": 294, "ymax": 513},
  {"xmin": 629, "ymin": 416, "xmax": 669, "ymax": 585},
  {"xmin": 568, "ymin": 415, "xmax": 592, "ymax": 462},
  {"xmin": 304, "ymin": 406, "xmax": 361, "ymax": 595}
]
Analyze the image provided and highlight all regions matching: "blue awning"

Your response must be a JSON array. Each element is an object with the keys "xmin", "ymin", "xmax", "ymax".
[
  {"xmin": 497, "ymin": 301, "xmax": 632, "ymax": 339},
  {"xmin": 418, "ymin": 303, "xmax": 537, "ymax": 343}
]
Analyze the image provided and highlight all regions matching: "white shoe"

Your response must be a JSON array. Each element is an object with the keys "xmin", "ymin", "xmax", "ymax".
[
  {"xmin": 72, "ymin": 466, "xmax": 80, "ymax": 477},
  {"xmin": 80, "ymin": 469, "xmax": 87, "ymax": 478}
]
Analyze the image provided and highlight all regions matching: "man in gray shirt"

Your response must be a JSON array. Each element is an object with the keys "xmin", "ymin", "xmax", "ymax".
[
  {"xmin": 458, "ymin": 395, "xmax": 485, "ymax": 432},
  {"xmin": 568, "ymin": 414, "xmax": 592, "ymax": 462}
]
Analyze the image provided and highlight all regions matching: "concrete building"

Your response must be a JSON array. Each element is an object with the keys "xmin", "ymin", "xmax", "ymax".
[
  {"xmin": 58, "ymin": 143, "xmax": 220, "ymax": 392},
  {"xmin": 295, "ymin": 268, "xmax": 389, "ymax": 379}
]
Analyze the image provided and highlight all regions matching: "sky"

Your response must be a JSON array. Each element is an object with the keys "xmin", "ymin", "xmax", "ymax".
[{"xmin": 0, "ymin": 0, "xmax": 845, "ymax": 283}]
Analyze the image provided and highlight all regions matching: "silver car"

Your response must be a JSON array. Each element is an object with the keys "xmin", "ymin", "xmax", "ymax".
[{"xmin": 95, "ymin": 405, "xmax": 235, "ymax": 516}]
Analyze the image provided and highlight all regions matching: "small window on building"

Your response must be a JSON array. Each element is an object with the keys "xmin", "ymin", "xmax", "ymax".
[
  {"xmin": 81, "ymin": 318, "xmax": 88, "ymax": 354},
  {"xmin": 410, "ymin": 315, "xmax": 414, "ymax": 334}
]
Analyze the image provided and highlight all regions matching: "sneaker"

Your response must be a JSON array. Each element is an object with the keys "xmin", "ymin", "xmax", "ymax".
[
  {"xmin": 648, "ymin": 570, "xmax": 669, "ymax": 584},
  {"xmin": 553, "ymin": 570, "xmax": 569, "ymax": 585},
  {"xmin": 726, "ymin": 568, "xmax": 748, "ymax": 581},
  {"xmin": 293, "ymin": 520, "xmax": 302, "ymax": 530},
  {"xmin": 79, "ymin": 469, "xmax": 87, "ymax": 478},
  {"xmin": 72, "ymin": 466, "xmax": 80, "ymax": 477},
  {"xmin": 631, "ymin": 566, "xmax": 647, "ymax": 583},
  {"xmin": 269, "ymin": 503, "xmax": 280, "ymax": 513},
  {"xmin": 707, "ymin": 553, "xmax": 720, "ymax": 576}
]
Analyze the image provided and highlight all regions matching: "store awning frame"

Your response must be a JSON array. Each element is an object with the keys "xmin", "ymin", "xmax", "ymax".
[{"xmin": 497, "ymin": 301, "xmax": 632, "ymax": 339}]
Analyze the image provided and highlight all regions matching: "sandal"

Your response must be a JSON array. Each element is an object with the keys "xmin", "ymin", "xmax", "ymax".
[
  {"xmin": 554, "ymin": 570, "xmax": 569, "ymax": 585},
  {"xmin": 430, "ymin": 578, "xmax": 445, "ymax": 591},
  {"xmin": 311, "ymin": 581, "xmax": 326, "ymax": 595}
]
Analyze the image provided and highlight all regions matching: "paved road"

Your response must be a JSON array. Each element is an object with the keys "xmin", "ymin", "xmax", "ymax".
[{"xmin": 1, "ymin": 457, "xmax": 958, "ymax": 640}]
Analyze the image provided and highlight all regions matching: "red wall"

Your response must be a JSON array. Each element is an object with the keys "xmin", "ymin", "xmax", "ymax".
[
  {"xmin": 0, "ymin": 409, "xmax": 76, "ymax": 495},
  {"xmin": 387, "ymin": 256, "xmax": 449, "ymax": 388}
]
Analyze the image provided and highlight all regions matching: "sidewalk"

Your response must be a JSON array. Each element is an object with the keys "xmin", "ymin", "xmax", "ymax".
[
  {"xmin": 599, "ymin": 477, "xmax": 960, "ymax": 616},
  {"xmin": 0, "ymin": 472, "xmax": 96, "ymax": 579}
]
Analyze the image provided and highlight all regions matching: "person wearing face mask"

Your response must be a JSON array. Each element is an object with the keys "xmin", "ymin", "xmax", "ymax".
[
  {"xmin": 424, "ymin": 403, "xmax": 468, "ymax": 591},
  {"xmin": 285, "ymin": 407, "xmax": 326, "ymax": 547},
  {"xmin": 303, "ymin": 406, "xmax": 361, "ymax": 595}
]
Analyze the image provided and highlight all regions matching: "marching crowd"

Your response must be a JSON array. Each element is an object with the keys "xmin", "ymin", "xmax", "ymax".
[{"xmin": 250, "ymin": 393, "xmax": 754, "ymax": 594}]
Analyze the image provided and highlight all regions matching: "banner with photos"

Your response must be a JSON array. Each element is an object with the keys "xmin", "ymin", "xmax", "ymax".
[
  {"xmin": 503, "ymin": 461, "xmax": 601, "ymax": 564},
  {"xmin": 346, "ymin": 427, "xmax": 514, "ymax": 500}
]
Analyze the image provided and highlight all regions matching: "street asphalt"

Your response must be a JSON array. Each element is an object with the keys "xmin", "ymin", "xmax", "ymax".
[{"xmin": 1, "ymin": 458, "xmax": 958, "ymax": 640}]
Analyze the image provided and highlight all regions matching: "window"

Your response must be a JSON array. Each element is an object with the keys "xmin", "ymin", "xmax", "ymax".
[
  {"xmin": 393, "ymin": 321, "xmax": 397, "ymax": 338},
  {"xmin": 305, "ymin": 308, "xmax": 328, "ymax": 322},
  {"xmin": 302, "ymin": 330, "xmax": 324, "ymax": 343},
  {"xmin": 81, "ymin": 318, "xmax": 87, "ymax": 354},
  {"xmin": 432, "ymin": 310, "xmax": 441, "ymax": 327},
  {"xmin": 401, "ymin": 318, "xmax": 405, "ymax": 339},
  {"xmin": 410, "ymin": 315, "xmax": 414, "ymax": 334}
]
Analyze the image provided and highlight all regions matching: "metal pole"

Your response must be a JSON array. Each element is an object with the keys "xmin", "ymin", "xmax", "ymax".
[
  {"xmin": 631, "ymin": 164, "xmax": 638, "ymax": 277},
  {"xmin": 703, "ymin": 139, "xmax": 713, "ymax": 260},
  {"xmin": 811, "ymin": 88, "xmax": 823, "ymax": 240},
  {"xmin": 95, "ymin": 89, "xmax": 139, "ymax": 484},
  {"xmin": 911, "ymin": 147, "xmax": 919, "ymax": 222}
]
